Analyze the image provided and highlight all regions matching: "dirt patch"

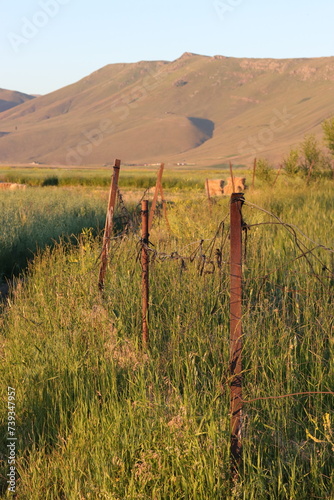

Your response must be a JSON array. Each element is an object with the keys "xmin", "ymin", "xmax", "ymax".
[{"xmin": 0, "ymin": 182, "xmax": 27, "ymax": 190}]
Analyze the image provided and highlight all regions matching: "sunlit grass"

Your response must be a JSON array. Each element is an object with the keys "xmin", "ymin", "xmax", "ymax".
[
  {"xmin": 0, "ymin": 164, "xmax": 247, "ymax": 190},
  {"xmin": 0, "ymin": 178, "xmax": 333, "ymax": 499},
  {"xmin": 0, "ymin": 187, "xmax": 108, "ymax": 278}
]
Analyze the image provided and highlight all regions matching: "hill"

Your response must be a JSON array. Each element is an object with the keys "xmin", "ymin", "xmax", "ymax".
[
  {"xmin": 1, "ymin": 53, "xmax": 334, "ymax": 166},
  {"xmin": 0, "ymin": 89, "xmax": 35, "ymax": 114}
]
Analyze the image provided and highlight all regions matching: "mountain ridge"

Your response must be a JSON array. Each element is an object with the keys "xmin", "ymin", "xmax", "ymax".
[{"xmin": 1, "ymin": 53, "xmax": 334, "ymax": 166}]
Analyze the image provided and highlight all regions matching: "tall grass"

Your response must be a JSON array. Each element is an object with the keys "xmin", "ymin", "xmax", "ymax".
[
  {"xmin": 0, "ymin": 181, "xmax": 333, "ymax": 499},
  {"xmin": 0, "ymin": 168, "xmax": 208, "ymax": 190},
  {"xmin": 0, "ymin": 187, "xmax": 108, "ymax": 278}
]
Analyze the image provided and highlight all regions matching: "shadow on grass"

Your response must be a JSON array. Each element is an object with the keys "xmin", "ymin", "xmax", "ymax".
[{"xmin": 0, "ymin": 363, "xmax": 131, "ymax": 496}]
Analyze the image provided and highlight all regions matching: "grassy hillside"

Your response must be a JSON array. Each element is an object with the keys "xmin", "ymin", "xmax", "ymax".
[{"xmin": 1, "ymin": 54, "xmax": 334, "ymax": 166}]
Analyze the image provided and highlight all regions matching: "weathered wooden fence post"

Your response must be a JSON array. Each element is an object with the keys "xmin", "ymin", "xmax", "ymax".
[
  {"xmin": 159, "ymin": 180, "xmax": 171, "ymax": 233},
  {"xmin": 98, "ymin": 159, "xmax": 121, "ymax": 292},
  {"xmin": 149, "ymin": 163, "xmax": 164, "ymax": 231},
  {"xmin": 205, "ymin": 178, "xmax": 211, "ymax": 201},
  {"xmin": 229, "ymin": 161, "xmax": 236, "ymax": 193},
  {"xmin": 147, "ymin": 163, "xmax": 171, "ymax": 232},
  {"xmin": 252, "ymin": 158, "xmax": 257, "ymax": 189},
  {"xmin": 272, "ymin": 163, "xmax": 283, "ymax": 187},
  {"xmin": 141, "ymin": 200, "xmax": 149, "ymax": 346},
  {"xmin": 230, "ymin": 192, "xmax": 244, "ymax": 477},
  {"xmin": 205, "ymin": 178, "xmax": 212, "ymax": 215}
]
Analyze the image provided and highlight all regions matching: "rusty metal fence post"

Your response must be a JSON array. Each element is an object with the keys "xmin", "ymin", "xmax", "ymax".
[
  {"xmin": 230, "ymin": 192, "xmax": 244, "ymax": 476},
  {"xmin": 98, "ymin": 159, "xmax": 121, "ymax": 292},
  {"xmin": 141, "ymin": 200, "xmax": 149, "ymax": 346}
]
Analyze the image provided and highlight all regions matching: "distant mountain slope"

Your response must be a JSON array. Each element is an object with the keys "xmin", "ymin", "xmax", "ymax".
[
  {"xmin": 1, "ymin": 53, "xmax": 334, "ymax": 166},
  {"xmin": 0, "ymin": 89, "xmax": 35, "ymax": 113}
]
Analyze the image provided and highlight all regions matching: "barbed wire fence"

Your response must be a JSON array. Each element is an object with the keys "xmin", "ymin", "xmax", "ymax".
[{"xmin": 93, "ymin": 161, "xmax": 334, "ymax": 479}]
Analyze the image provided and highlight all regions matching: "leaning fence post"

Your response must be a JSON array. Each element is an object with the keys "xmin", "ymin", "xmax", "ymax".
[
  {"xmin": 141, "ymin": 200, "xmax": 149, "ymax": 346},
  {"xmin": 272, "ymin": 163, "xmax": 283, "ymax": 188},
  {"xmin": 230, "ymin": 192, "xmax": 244, "ymax": 477},
  {"xmin": 149, "ymin": 163, "xmax": 164, "ymax": 231},
  {"xmin": 205, "ymin": 178, "xmax": 213, "ymax": 215},
  {"xmin": 159, "ymin": 181, "xmax": 171, "ymax": 233},
  {"xmin": 205, "ymin": 178, "xmax": 210, "ymax": 201},
  {"xmin": 229, "ymin": 162, "xmax": 236, "ymax": 193},
  {"xmin": 252, "ymin": 158, "xmax": 257, "ymax": 189},
  {"xmin": 98, "ymin": 159, "xmax": 121, "ymax": 292}
]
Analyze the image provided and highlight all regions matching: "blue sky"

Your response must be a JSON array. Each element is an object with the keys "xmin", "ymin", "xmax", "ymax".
[{"xmin": 1, "ymin": 0, "xmax": 334, "ymax": 95}]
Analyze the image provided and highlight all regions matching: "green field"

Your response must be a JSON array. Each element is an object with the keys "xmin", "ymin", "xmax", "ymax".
[
  {"xmin": 0, "ymin": 164, "xmax": 245, "ymax": 190},
  {"xmin": 0, "ymin": 172, "xmax": 333, "ymax": 499}
]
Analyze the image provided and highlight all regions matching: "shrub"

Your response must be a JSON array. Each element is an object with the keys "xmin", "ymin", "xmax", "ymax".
[
  {"xmin": 322, "ymin": 117, "xmax": 334, "ymax": 156},
  {"xmin": 256, "ymin": 158, "xmax": 274, "ymax": 183},
  {"xmin": 300, "ymin": 135, "xmax": 321, "ymax": 176},
  {"xmin": 42, "ymin": 176, "xmax": 59, "ymax": 186},
  {"xmin": 283, "ymin": 134, "xmax": 332, "ymax": 180},
  {"xmin": 283, "ymin": 148, "xmax": 300, "ymax": 176}
]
